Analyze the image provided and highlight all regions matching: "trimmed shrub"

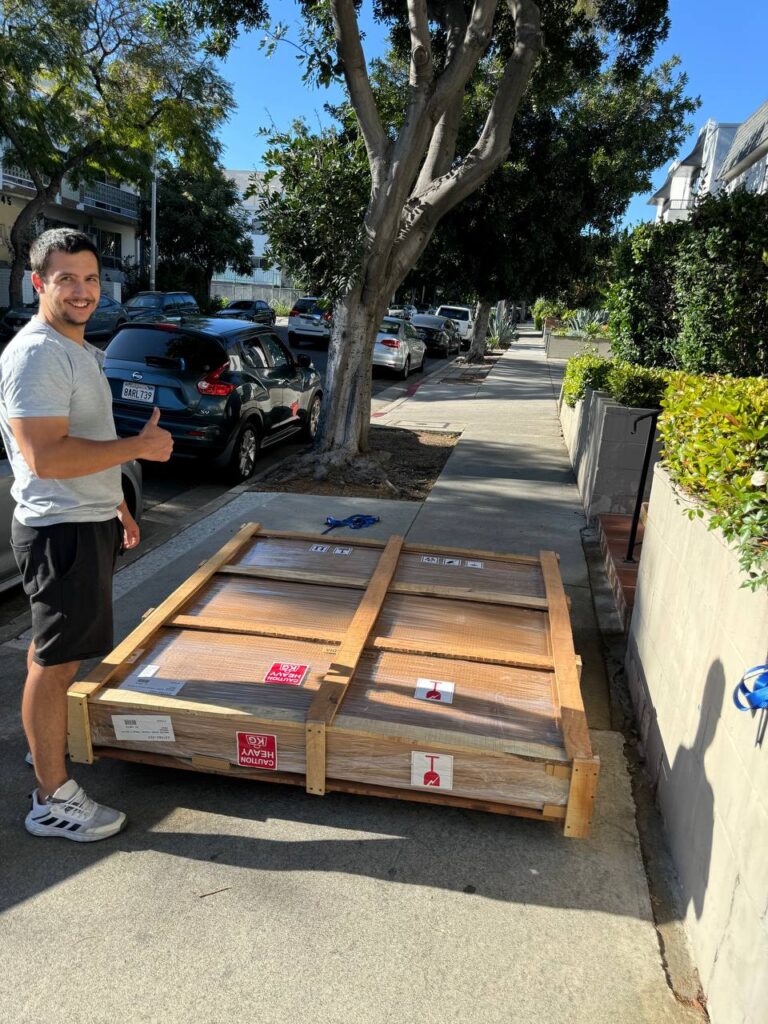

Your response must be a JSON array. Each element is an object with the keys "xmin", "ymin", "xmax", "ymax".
[
  {"xmin": 671, "ymin": 191, "xmax": 768, "ymax": 377},
  {"xmin": 562, "ymin": 351, "xmax": 612, "ymax": 407},
  {"xmin": 606, "ymin": 221, "xmax": 687, "ymax": 367},
  {"xmin": 660, "ymin": 373, "xmax": 768, "ymax": 590},
  {"xmin": 606, "ymin": 361, "xmax": 668, "ymax": 408}
]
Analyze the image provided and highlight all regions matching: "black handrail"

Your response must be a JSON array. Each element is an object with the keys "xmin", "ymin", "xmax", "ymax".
[{"xmin": 624, "ymin": 409, "xmax": 662, "ymax": 563}]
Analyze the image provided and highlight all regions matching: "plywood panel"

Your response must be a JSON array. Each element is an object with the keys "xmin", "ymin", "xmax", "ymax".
[
  {"xmin": 375, "ymin": 593, "xmax": 551, "ymax": 662},
  {"xmin": 393, "ymin": 550, "xmax": 546, "ymax": 601},
  {"xmin": 235, "ymin": 536, "xmax": 380, "ymax": 581}
]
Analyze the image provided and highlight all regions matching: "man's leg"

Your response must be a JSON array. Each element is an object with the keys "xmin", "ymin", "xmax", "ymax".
[{"xmin": 21, "ymin": 646, "xmax": 79, "ymax": 797}]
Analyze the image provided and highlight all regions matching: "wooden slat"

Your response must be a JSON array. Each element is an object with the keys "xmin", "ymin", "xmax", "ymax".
[
  {"xmin": 563, "ymin": 756, "xmax": 600, "ymax": 838},
  {"xmin": 218, "ymin": 564, "xmax": 548, "ymax": 611},
  {"xmin": 403, "ymin": 541, "xmax": 541, "ymax": 566},
  {"xmin": 171, "ymin": 613, "xmax": 343, "ymax": 647},
  {"xmin": 370, "ymin": 637, "xmax": 554, "ymax": 671},
  {"xmin": 69, "ymin": 522, "xmax": 261, "ymax": 701},
  {"xmin": 308, "ymin": 535, "xmax": 404, "ymax": 727},
  {"xmin": 304, "ymin": 536, "xmax": 405, "ymax": 794},
  {"xmin": 539, "ymin": 549, "xmax": 593, "ymax": 760},
  {"xmin": 67, "ymin": 691, "xmax": 93, "ymax": 764},
  {"xmin": 168, "ymin": 612, "xmax": 554, "ymax": 672}
]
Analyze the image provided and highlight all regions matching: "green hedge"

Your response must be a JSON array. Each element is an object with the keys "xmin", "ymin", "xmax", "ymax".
[
  {"xmin": 660, "ymin": 373, "xmax": 768, "ymax": 590},
  {"xmin": 562, "ymin": 354, "xmax": 768, "ymax": 588}
]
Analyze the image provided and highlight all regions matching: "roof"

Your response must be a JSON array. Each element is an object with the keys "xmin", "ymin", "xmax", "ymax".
[{"xmin": 719, "ymin": 99, "xmax": 768, "ymax": 181}]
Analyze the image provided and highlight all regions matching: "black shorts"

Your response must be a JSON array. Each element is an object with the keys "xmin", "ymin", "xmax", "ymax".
[{"xmin": 11, "ymin": 518, "xmax": 122, "ymax": 667}]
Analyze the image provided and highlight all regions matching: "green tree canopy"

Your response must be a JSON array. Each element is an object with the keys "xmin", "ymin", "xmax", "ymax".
[
  {"xmin": 155, "ymin": 165, "xmax": 255, "ymax": 305},
  {"xmin": 0, "ymin": 0, "xmax": 234, "ymax": 305}
]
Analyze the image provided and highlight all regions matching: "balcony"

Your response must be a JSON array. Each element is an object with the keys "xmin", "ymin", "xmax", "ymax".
[
  {"xmin": 79, "ymin": 181, "xmax": 139, "ymax": 219},
  {"xmin": 0, "ymin": 163, "xmax": 36, "ymax": 191}
]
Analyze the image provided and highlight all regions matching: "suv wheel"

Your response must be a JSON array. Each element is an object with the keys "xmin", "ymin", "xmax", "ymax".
[
  {"xmin": 229, "ymin": 421, "xmax": 261, "ymax": 483},
  {"xmin": 302, "ymin": 393, "xmax": 322, "ymax": 440}
]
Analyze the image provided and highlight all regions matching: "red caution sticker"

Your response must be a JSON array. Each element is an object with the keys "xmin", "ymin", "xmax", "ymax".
[
  {"xmin": 237, "ymin": 732, "xmax": 277, "ymax": 770},
  {"xmin": 264, "ymin": 662, "xmax": 310, "ymax": 687}
]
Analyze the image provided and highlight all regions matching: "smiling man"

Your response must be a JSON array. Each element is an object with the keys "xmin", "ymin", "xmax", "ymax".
[{"xmin": 0, "ymin": 228, "xmax": 174, "ymax": 842}]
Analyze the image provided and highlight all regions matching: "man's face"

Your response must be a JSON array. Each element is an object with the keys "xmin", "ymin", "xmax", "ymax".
[{"xmin": 32, "ymin": 249, "xmax": 100, "ymax": 331}]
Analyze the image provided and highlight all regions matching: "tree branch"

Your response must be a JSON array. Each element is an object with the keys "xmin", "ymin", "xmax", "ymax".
[
  {"xmin": 407, "ymin": 0, "xmax": 432, "ymax": 88},
  {"xmin": 414, "ymin": 0, "xmax": 467, "ymax": 192},
  {"xmin": 391, "ymin": 0, "xmax": 543, "ymax": 284},
  {"xmin": 330, "ymin": 0, "xmax": 387, "ymax": 171}
]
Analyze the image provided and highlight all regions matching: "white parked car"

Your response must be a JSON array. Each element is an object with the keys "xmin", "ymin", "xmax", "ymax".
[
  {"xmin": 288, "ymin": 297, "xmax": 333, "ymax": 346},
  {"xmin": 388, "ymin": 303, "xmax": 417, "ymax": 321},
  {"xmin": 373, "ymin": 317, "xmax": 426, "ymax": 379},
  {"xmin": 434, "ymin": 304, "xmax": 475, "ymax": 347}
]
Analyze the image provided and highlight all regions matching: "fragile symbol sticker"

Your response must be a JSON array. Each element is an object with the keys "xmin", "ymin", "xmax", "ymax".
[
  {"xmin": 333, "ymin": 547, "xmax": 352, "ymax": 556},
  {"xmin": 421, "ymin": 555, "xmax": 439, "ymax": 565},
  {"xmin": 137, "ymin": 663, "xmax": 160, "ymax": 679},
  {"xmin": 465, "ymin": 559, "xmax": 485, "ymax": 569},
  {"xmin": 112, "ymin": 715, "xmax": 175, "ymax": 742},
  {"xmin": 264, "ymin": 662, "xmax": 310, "ymax": 687},
  {"xmin": 411, "ymin": 751, "xmax": 454, "ymax": 791},
  {"xmin": 442, "ymin": 557, "xmax": 462, "ymax": 567},
  {"xmin": 310, "ymin": 544, "xmax": 329, "ymax": 553},
  {"xmin": 414, "ymin": 678, "xmax": 455, "ymax": 704},
  {"xmin": 237, "ymin": 732, "xmax": 277, "ymax": 770}
]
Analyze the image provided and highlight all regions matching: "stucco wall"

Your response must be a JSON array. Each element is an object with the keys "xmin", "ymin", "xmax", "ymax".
[
  {"xmin": 544, "ymin": 331, "xmax": 612, "ymax": 360},
  {"xmin": 626, "ymin": 465, "xmax": 768, "ymax": 1024}
]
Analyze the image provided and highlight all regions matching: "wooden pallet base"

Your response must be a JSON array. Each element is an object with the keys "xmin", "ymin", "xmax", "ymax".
[{"xmin": 68, "ymin": 525, "xmax": 599, "ymax": 837}]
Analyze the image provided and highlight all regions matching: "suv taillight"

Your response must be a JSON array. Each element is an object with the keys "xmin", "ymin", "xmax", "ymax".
[
  {"xmin": 197, "ymin": 362, "xmax": 235, "ymax": 397},
  {"xmin": 321, "ymin": 309, "xmax": 332, "ymax": 322},
  {"xmin": 289, "ymin": 308, "xmax": 299, "ymax": 318},
  {"xmin": 380, "ymin": 338, "xmax": 400, "ymax": 348}
]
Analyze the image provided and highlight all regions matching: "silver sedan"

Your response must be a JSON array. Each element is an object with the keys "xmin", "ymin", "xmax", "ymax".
[{"xmin": 372, "ymin": 317, "xmax": 427, "ymax": 379}]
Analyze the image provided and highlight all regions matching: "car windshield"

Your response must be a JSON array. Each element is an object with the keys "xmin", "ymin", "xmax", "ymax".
[
  {"xmin": 378, "ymin": 319, "xmax": 401, "ymax": 333},
  {"xmin": 439, "ymin": 307, "xmax": 469, "ymax": 320},
  {"xmin": 295, "ymin": 298, "xmax": 323, "ymax": 314},
  {"xmin": 106, "ymin": 329, "xmax": 226, "ymax": 373},
  {"xmin": 126, "ymin": 295, "xmax": 162, "ymax": 309}
]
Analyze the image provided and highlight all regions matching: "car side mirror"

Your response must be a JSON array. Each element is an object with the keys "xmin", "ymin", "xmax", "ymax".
[{"xmin": 296, "ymin": 353, "xmax": 312, "ymax": 369}]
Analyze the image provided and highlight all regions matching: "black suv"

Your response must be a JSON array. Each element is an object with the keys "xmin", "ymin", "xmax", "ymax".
[
  {"xmin": 124, "ymin": 291, "xmax": 199, "ymax": 323},
  {"xmin": 104, "ymin": 319, "xmax": 323, "ymax": 482}
]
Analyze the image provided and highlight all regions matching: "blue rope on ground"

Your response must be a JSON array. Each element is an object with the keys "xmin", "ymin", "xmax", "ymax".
[
  {"xmin": 733, "ymin": 665, "xmax": 768, "ymax": 711},
  {"xmin": 321, "ymin": 514, "xmax": 380, "ymax": 535}
]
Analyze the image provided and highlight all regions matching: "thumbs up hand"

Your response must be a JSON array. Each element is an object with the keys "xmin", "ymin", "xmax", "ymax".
[{"xmin": 138, "ymin": 407, "xmax": 173, "ymax": 462}]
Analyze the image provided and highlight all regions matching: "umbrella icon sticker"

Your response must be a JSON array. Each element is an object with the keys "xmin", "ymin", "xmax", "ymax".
[{"xmin": 411, "ymin": 751, "xmax": 454, "ymax": 791}]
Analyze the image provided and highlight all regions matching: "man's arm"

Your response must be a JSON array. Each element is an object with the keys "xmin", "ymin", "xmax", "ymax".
[{"xmin": 9, "ymin": 407, "xmax": 172, "ymax": 479}]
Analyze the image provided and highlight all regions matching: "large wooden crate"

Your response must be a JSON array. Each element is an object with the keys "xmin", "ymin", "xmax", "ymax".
[{"xmin": 67, "ymin": 524, "xmax": 600, "ymax": 837}]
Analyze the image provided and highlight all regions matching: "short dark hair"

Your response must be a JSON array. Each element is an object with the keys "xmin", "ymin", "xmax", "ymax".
[{"xmin": 30, "ymin": 229, "xmax": 101, "ymax": 278}]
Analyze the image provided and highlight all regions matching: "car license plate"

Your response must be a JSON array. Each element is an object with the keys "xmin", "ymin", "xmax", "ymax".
[{"xmin": 121, "ymin": 382, "xmax": 155, "ymax": 403}]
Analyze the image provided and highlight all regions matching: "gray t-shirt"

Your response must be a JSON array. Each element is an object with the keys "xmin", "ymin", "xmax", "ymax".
[{"xmin": 0, "ymin": 318, "xmax": 122, "ymax": 525}]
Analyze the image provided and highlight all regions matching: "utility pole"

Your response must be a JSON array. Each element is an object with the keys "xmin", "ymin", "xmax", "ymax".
[{"xmin": 149, "ymin": 155, "xmax": 157, "ymax": 290}]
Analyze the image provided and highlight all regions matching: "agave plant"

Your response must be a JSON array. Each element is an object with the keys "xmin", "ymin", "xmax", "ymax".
[
  {"xmin": 567, "ymin": 308, "xmax": 610, "ymax": 338},
  {"xmin": 489, "ymin": 318, "xmax": 518, "ymax": 349}
]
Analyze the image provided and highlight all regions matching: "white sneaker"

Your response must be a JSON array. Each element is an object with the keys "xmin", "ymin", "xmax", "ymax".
[{"xmin": 25, "ymin": 779, "xmax": 126, "ymax": 842}]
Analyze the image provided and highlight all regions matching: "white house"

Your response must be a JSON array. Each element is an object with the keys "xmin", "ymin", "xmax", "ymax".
[{"xmin": 649, "ymin": 99, "xmax": 768, "ymax": 224}]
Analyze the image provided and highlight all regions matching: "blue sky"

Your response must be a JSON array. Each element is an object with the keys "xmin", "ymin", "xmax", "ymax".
[{"xmin": 216, "ymin": 1, "xmax": 768, "ymax": 227}]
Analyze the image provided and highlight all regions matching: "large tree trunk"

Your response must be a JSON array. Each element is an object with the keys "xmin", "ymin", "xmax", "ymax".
[
  {"xmin": 8, "ymin": 176, "xmax": 63, "ymax": 307},
  {"xmin": 466, "ymin": 299, "xmax": 493, "ymax": 363},
  {"xmin": 316, "ymin": 281, "xmax": 389, "ymax": 455}
]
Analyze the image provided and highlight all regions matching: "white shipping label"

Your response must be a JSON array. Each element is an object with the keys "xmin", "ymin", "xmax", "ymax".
[
  {"xmin": 120, "ymin": 677, "xmax": 186, "ymax": 697},
  {"xmin": 112, "ymin": 715, "xmax": 176, "ymax": 742},
  {"xmin": 411, "ymin": 751, "xmax": 454, "ymax": 791},
  {"xmin": 465, "ymin": 559, "xmax": 485, "ymax": 569},
  {"xmin": 310, "ymin": 544, "xmax": 329, "ymax": 553},
  {"xmin": 442, "ymin": 557, "xmax": 462, "ymax": 567},
  {"xmin": 421, "ymin": 555, "xmax": 439, "ymax": 565},
  {"xmin": 137, "ymin": 663, "xmax": 160, "ymax": 679},
  {"xmin": 334, "ymin": 547, "xmax": 352, "ymax": 556},
  {"xmin": 414, "ymin": 678, "xmax": 455, "ymax": 704}
]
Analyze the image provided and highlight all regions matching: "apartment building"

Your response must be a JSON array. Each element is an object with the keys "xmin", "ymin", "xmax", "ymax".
[{"xmin": 0, "ymin": 154, "xmax": 141, "ymax": 307}]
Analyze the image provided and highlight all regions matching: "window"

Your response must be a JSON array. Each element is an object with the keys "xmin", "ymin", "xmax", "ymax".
[
  {"xmin": 260, "ymin": 332, "xmax": 291, "ymax": 372},
  {"xmin": 241, "ymin": 339, "xmax": 267, "ymax": 369},
  {"xmin": 107, "ymin": 330, "xmax": 226, "ymax": 373},
  {"xmin": 228, "ymin": 301, "xmax": 252, "ymax": 311}
]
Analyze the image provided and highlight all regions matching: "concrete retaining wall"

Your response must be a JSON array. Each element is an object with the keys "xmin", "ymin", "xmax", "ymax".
[
  {"xmin": 626, "ymin": 465, "xmax": 768, "ymax": 1024},
  {"xmin": 544, "ymin": 331, "xmax": 612, "ymax": 360},
  {"xmin": 558, "ymin": 389, "xmax": 660, "ymax": 520}
]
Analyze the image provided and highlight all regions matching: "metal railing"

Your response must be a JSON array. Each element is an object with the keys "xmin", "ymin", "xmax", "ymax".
[
  {"xmin": 1, "ymin": 164, "xmax": 36, "ymax": 190},
  {"xmin": 79, "ymin": 181, "xmax": 139, "ymax": 218}
]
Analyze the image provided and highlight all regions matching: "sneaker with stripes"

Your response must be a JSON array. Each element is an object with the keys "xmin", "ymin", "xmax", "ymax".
[{"xmin": 25, "ymin": 779, "xmax": 126, "ymax": 842}]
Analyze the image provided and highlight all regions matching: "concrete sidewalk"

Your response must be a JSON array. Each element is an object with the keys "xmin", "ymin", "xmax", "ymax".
[{"xmin": 0, "ymin": 333, "xmax": 698, "ymax": 1024}]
